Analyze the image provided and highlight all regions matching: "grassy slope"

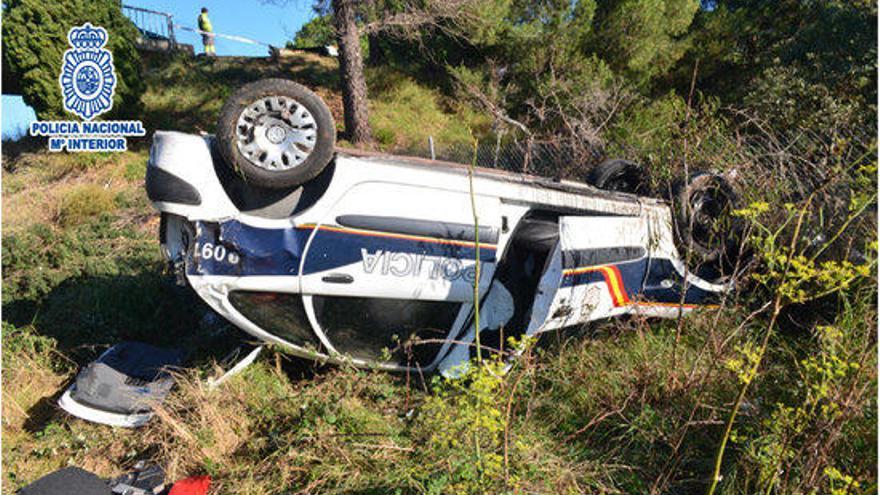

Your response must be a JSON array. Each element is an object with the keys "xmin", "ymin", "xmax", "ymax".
[
  {"xmin": 137, "ymin": 51, "xmax": 488, "ymax": 151},
  {"xmin": 2, "ymin": 53, "xmax": 875, "ymax": 494}
]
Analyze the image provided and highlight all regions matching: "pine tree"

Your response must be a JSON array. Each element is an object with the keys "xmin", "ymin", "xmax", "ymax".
[{"xmin": 3, "ymin": 0, "xmax": 145, "ymax": 121}]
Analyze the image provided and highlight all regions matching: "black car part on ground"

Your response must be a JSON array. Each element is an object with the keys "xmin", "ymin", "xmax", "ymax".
[
  {"xmin": 21, "ymin": 462, "xmax": 176, "ymax": 495},
  {"xmin": 70, "ymin": 342, "xmax": 184, "ymax": 414},
  {"xmin": 19, "ymin": 467, "xmax": 111, "ymax": 495}
]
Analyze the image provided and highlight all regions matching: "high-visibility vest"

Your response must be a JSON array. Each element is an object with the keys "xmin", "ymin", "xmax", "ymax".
[{"xmin": 198, "ymin": 13, "xmax": 213, "ymax": 33}]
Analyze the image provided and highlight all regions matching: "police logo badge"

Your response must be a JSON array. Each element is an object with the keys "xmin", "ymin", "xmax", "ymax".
[{"xmin": 59, "ymin": 23, "xmax": 116, "ymax": 121}]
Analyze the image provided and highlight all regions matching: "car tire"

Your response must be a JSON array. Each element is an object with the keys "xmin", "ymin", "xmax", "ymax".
[
  {"xmin": 587, "ymin": 159, "xmax": 647, "ymax": 194},
  {"xmin": 673, "ymin": 173, "xmax": 743, "ymax": 280},
  {"xmin": 216, "ymin": 78, "xmax": 336, "ymax": 189}
]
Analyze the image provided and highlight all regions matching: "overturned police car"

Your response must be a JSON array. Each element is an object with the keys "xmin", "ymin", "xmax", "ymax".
[{"xmin": 146, "ymin": 78, "xmax": 739, "ymax": 375}]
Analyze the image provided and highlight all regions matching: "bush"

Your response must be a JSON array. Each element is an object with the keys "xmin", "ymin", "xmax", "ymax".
[
  {"xmin": 288, "ymin": 14, "xmax": 335, "ymax": 49},
  {"xmin": 2, "ymin": 215, "xmax": 127, "ymax": 304},
  {"xmin": 743, "ymin": 66, "xmax": 862, "ymax": 134},
  {"xmin": 2, "ymin": 0, "xmax": 145, "ymax": 120},
  {"xmin": 606, "ymin": 91, "xmax": 689, "ymax": 175},
  {"xmin": 56, "ymin": 184, "xmax": 117, "ymax": 226}
]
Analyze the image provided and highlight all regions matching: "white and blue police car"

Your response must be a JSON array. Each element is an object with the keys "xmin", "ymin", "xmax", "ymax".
[{"xmin": 146, "ymin": 79, "xmax": 740, "ymax": 376}]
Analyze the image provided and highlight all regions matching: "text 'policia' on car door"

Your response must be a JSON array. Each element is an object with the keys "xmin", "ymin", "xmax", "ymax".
[{"xmin": 299, "ymin": 181, "xmax": 502, "ymax": 368}]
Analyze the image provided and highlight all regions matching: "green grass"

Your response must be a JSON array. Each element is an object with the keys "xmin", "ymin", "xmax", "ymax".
[{"xmin": 367, "ymin": 70, "xmax": 492, "ymax": 152}]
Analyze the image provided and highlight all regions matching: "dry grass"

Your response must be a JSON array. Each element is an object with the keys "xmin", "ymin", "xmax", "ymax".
[
  {"xmin": 139, "ymin": 359, "xmax": 420, "ymax": 494},
  {"xmin": 2, "ymin": 150, "xmax": 147, "ymax": 233},
  {"xmin": 1, "ymin": 328, "xmax": 139, "ymax": 492},
  {"xmin": 1, "ymin": 348, "xmax": 68, "ymax": 434}
]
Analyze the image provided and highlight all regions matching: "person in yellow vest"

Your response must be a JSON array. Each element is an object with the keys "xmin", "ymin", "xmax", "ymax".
[{"xmin": 198, "ymin": 7, "xmax": 216, "ymax": 56}]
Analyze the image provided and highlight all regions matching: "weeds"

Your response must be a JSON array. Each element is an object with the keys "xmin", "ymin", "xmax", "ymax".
[
  {"xmin": 707, "ymin": 140, "xmax": 877, "ymax": 494},
  {"xmin": 419, "ymin": 359, "xmax": 507, "ymax": 494}
]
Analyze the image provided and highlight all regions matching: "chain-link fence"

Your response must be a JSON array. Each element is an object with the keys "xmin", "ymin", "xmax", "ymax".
[
  {"xmin": 381, "ymin": 125, "xmax": 874, "ymax": 225},
  {"xmin": 389, "ymin": 139, "xmax": 605, "ymax": 180}
]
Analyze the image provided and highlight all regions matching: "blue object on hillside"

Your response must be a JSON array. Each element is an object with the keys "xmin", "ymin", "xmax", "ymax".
[{"xmin": 2, "ymin": 95, "xmax": 36, "ymax": 141}]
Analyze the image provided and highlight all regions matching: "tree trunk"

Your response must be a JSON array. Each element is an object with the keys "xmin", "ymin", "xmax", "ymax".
[{"xmin": 332, "ymin": 0, "xmax": 373, "ymax": 145}]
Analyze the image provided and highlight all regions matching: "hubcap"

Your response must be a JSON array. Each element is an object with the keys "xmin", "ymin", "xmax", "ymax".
[
  {"xmin": 235, "ymin": 96, "xmax": 318, "ymax": 171},
  {"xmin": 266, "ymin": 125, "xmax": 287, "ymax": 144}
]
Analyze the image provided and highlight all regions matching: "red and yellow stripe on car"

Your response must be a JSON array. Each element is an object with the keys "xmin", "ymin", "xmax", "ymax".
[
  {"xmin": 562, "ymin": 264, "xmax": 719, "ymax": 310},
  {"xmin": 563, "ymin": 265, "xmax": 631, "ymax": 307}
]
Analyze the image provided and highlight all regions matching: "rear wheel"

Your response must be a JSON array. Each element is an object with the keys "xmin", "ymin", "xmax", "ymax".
[
  {"xmin": 216, "ymin": 79, "xmax": 336, "ymax": 189},
  {"xmin": 673, "ymin": 173, "xmax": 743, "ymax": 281},
  {"xmin": 587, "ymin": 159, "xmax": 648, "ymax": 194}
]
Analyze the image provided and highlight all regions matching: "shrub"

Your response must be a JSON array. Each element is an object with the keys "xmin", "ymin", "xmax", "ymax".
[
  {"xmin": 56, "ymin": 184, "xmax": 117, "ymax": 226},
  {"xmin": 606, "ymin": 91, "xmax": 689, "ymax": 174},
  {"xmin": 744, "ymin": 66, "xmax": 862, "ymax": 134},
  {"xmin": 2, "ymin": 0, "xmax": 145, "ymax": 120},
  {"xmin": 288, "ymin": 14, "xmax": 335, "ymax": 49}
]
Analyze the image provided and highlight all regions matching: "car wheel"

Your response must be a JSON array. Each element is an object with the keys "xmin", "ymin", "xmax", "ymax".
[
  {"xmin": 673, "ymin": 173, "xmax": 743, "ymax": 280},
  {"xmin": 216, "ymin": 78, "xmax": 336, "ymax": 189},
  {"xmin": 587, "ymin": 159, "xmax": 648, "ymax": 194}
]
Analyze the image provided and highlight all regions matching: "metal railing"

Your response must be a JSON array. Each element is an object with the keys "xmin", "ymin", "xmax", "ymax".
[{"xmin": 122, "ymin": 4, "xmax": 176, "ymax": 47}]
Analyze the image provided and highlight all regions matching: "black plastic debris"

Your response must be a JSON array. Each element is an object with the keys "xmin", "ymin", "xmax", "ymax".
[
  {"xmin": 58, "ymin": 342, "xmax": 185, "ymax": 427},
  {"xmin": 20, "ymin": 463, "xmax": 168, "ymax": 495},
  {"xmin": 19, "ymin": 467, "xmax": 111, "ymax": 495}
]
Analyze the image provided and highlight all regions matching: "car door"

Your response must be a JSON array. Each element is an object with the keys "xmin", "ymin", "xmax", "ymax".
[
  {"xmin": 299, "ymin": 180, "xmax": 502, "ymax": 368},
  {"xmin": 525, "ymin": 215, "xmax": 650, "ymax": 335}
]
